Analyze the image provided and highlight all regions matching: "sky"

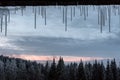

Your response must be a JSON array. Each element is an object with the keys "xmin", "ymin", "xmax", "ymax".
[{"xmin": 0, "ymin": 6, "xmax": 120, "ymax": 62}]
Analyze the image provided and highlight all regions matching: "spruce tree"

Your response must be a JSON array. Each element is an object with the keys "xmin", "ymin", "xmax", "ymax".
[
  {"xmin": 76, "ymin": 60, "xmax": 86, "ymax": 80},
  {"xmin": 56, "ymin": 57, "xmax": 65, "ymax": 80},
  {"xmin": 106, "ymin": 60, "xmax": 113, "ymax": 80},
  {"xmin": 48, "ymin": 58, "xmax": 57, "ymax": 80}
]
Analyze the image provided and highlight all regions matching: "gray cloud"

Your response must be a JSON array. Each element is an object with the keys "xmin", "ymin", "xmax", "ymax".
[{"xmin": 1, "ymin": 35, "xmax": 117, "ymax": 58}]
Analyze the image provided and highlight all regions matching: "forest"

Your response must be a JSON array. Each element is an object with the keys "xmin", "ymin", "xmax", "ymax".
[{"xmin": 0, "ymin": 55, "xmax": 119, "ymax": 80}]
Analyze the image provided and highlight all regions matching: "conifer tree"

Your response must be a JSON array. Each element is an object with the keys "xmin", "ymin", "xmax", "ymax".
[
  {"xmin": 76, "ymin": 60, "xmax": 86, "ymax": 80},
  {"xmin": 48, "ymin": 58, "xmax": 57, "ymax": 80}
]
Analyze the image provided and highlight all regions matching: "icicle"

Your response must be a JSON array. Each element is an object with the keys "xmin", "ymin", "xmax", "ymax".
[
  {"xmin": 118, "ymin": 6, "xmax": 120, "ymax": 25},
  {"xmin": 65, "ymin": 6, "xmax": 67, "ymax": 31},
  {"xmin": 41, "ymin": 6, "xmax": 43, "ymax": 18},
  {"xmin": 86, "ymin": 6, "xmax": 88, "ymax": 17},
  {"xmin": 21, "ymin": 6, "xmax": 26, "ymax": 15},
  {"xmin": 32, "ymin": 6, "xmax": 34, "ymax": 13},
  {"xmin": 93, "ymin": 5, "xmax": 95, "ymax": 10},
  {"xmin": 34, "ymin": 7, "xmax": 37, "ymax": 29},
  {"xmin": 14, "ymin": 8, "xmax": 17, "ymax": 14},
  {"xmin": 104, "ymin": 7, "xmax": 106, "ymax": 26},
  {"xmin": 98, "ymin": 7, "xmax": 100, "ymax": 25},
  {"xmin": 113, "ymin": 6, "xmax": 116, "ymax": 16},
  {"xmin": 71, "ymin": 6, "xmax": 72, "ymax": 21},
  {"xmin": 41, "ymin": 6, "xmax": 42, "ymax": 17},
  {"xmin": 79, "ymin": 6, "xmax": 82, "ymax": 16},
  {"xmin": 118, "ymin": 6, "xmax": 120, "ymax": 15},
  {"xmin": 82, "ymin": 6, "xmax": 84, "ymax": 17},
  {"xmin": 108, "ymin": 7, "xmax": 111, "ymax": 32},
  {"xmin": 73, "ymin": 6, "xmax": 75, "ymax": 17},
  {"xmin": 104, "ymin": 7, "xmax": 107, "ymax": 21},
  {"xmin": 45, "ymin": 7, "xmax": 47, "ymax": 25},
  {"xmin": 102, "ymin": 8, "xmax": 105, "ymax": 26},
  {"xmin": 84, "ymin": 6, "xmax": 86, "ymax": 20},
  {"xmin": 38, "ymin": 6, "xmax": 40, "ymax": 15},
  {"xmin": 63, "ymin": 7, "xmax": 65, "ymax": 24},
  {"xmin": 115, "ymin": 8, "xmax": 116, "ymax": 16},
  {"xmin": 100, "ymin": 8, "xmax": 103, "ymax": 33},
  {"xmin": 1, "ymin": 16, "xmax": 3, "ymax": 32},
  {"xmin": 41, "ymin": 6, "xmax": 44, "ymax": 18},
  {"xmin": 80, "ymin": 6, "xmax": 84, "ymax": 16},
  {"xmin": 5, "ymin": 14, "xmax": 7, "ymax": 36},
  {"xmin": 8, "ymin": 10, "xmax": 10, "ymax": 22},
  {"xmin": 119, "ymin": 11, "xmax": 120, "ymax": 26},
  {"xmin": 21, "ymin": 7, "xmax": 24, "ymax": 16}
]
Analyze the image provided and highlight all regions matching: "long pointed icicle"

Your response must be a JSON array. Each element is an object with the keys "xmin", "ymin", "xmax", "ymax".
[
  {"xmin": 105, "ymin": 7, "xmax": 107, "ymax": 21},
  {"xmin": 45, "ymin": 7, "xmax": 47, "ymax": 25},
  {"xmin": 21, "ymin": 7, "xmax": 24, "ymax": 16},
  {"xmin": 102, "ymin": 8, "xmax": 105, "ymax": 26},
  {"xmin": 80, "ymin": 6, "xmax": 82, "ymax": 16},
  {"xmin": 38, "ymin": 6, "xmax": 40, "ymax": 15},
  {"xmin": 82, "ymin": 6, "xmax": 84, "ymax": 17},
  {"xmin": 41, "ymin": 6, "xmax": 43, "ymax": 17},
  {"xmin": 118, "ymin": 6, "xmax": 120, "ymax": 25},
  {"xmin": 104, "ymin": 7, "xmax": 106, "ymax": 26},
  {"xmin": 93, "ymin": 5, "xmax": 95, "ymax": 10},
  {"xmin": 41, "ymin": 6, "xmax": 44, "ymax": 18},
  {"xmin": 65, "ymin": 6, "xmax": 67, "ymax": 31},
  {"xmin": 8, "ymin": 10, "xmax": 10, "ymax": 22},
  {"xmin": 63, "ymin": 7, "xmax": 65, "ymax": 24},
  {"xmin": 14, "ymin": 8, "xmax": 16, "ymax": 14},
  {"xmin": 5, "ymin": 14, "xmax": 7, "ymax": 36},
  {"xmin": 1, "ymin": 16, "xmax": 3, "ymax": 32},
  {"xmin": 98, "ymin": 7, "xmax": 100, "ymax": 25},
  {"xmin": 32, "ymin": 7, "xmax": 34, "ymax": 13},
  {"xmin": 114, "ymin": 6, "xmax": 116, "ymax": 16},
  {"xmin": 84, "ymin": 6, "xmax": 86, "ymax": 20},
  {"xmin": 34, "ymin": 7, "xmax": 37, "ymax": 29},
  {"xmin": 100, "ymin": 8, "xmax": 103, "ymax": 33},
  {"xmin": 79, "ymin": 6, "xmax": 81, "ymax": 16},
  {"xmin": 86, "ymin": 6, "xmax": 88, "ymax": 17},
  {"xmin": 73, "ymin": 6, "xmax": 75, "ymax": 17},
  {"xmin": 118, "ymin": 6, "xmax": 120, "ymax": 15},
  {"xmin": 71, "ymin": 6, "xmax": 72, "ymax": 21},
  {"xmin": 108, "ymin": 7, "xmax": 111, "ymax": 32}
]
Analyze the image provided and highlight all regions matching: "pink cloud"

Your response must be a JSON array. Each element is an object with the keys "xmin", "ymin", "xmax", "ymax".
[{"xmin": 6, "ymin": 54, "xmax": 110, "ymax": 62}]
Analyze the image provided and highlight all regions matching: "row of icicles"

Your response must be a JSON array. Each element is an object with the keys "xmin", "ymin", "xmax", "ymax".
[{"xmin": 0, "ymin": 5, "xmax": 120, "ymax": 36}]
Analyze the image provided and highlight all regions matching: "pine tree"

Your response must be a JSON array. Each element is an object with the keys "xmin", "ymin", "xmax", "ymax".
[
  {"xmin": 84, "ymin": 62, "xmax": 92, "ymax": 80},
  {"xmin": 43, "ymin": 61, "xmax": 49, "ymax": 80},
  {"xmin": 110, "ymin": 59, "xmax": 117, "ymax": 80},
  {"xmin": 56, "ymin": 57, "xmax": 65, "ymax": 80},
  {"xmin": 16, "ymin": 59, "xmax": 27, "ymax": 80},
  {"xmin": 4, "ymin": 59, "xmax": 17, "ymax": 80},
  {"xmin": 97, "ymin": 62, "xmax": 105, "ymax": 80},
  {"xmin": 106, "ymin": 60, "xmax": 113, "ymax": 80},
  {"xmin": 76, "ymin": 60, "xmax": 86, "ymax": 80},
  {"xmin": 92, "ymin": 60, "xmax": 99, "ymax": 80},
  {"xmin": 117, "ymin": 65, "xmax": 120, "ymax": 80},
  {"xmin": 69, "ymin": 62, "xmax": 77, "ymax": 80},
  {"xmin": 48, "ymin": 58, "xmax": 57, "ymax": 80},
  {"xmin": 0, "ymin": 60, "xmax": 5, "ymax": 80}
]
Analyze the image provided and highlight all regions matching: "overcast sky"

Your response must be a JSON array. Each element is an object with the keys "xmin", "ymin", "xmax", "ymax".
[{"xmin": 0, "ymin": 6, "xmax": 120, "ymax": 61}]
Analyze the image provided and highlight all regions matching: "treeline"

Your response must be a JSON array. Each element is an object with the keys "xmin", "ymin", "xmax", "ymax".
[{"xmin": 0, "ymin": 55, "xmax": 120, "ymax": 80}]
